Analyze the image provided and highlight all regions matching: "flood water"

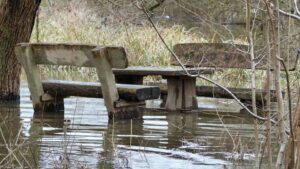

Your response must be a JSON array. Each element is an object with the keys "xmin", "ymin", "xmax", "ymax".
[{"xmin": 0, "ymin": 81, "xmax": 275, "ymax": 169}]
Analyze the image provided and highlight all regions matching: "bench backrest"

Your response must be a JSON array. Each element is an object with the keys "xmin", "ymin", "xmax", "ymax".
[
  {"xmin": 171, "ymin": 43, "xmax": 299, "ymax": 71},
  {"xmin": 15, "ymin": 43, "xmax": 128, "ymax": 68}
]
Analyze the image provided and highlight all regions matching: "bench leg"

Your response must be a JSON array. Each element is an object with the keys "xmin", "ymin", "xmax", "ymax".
[
  {"xmin": 15, "ymin": 46, "xmax": 58, "ymax": 112},
  {"xmin": 34, "ymin": 97, "xmax": 64, "ymax": 115},
  {"xmin": 91, "ymin": 47, "xmax": 143, "ymax": 120},
  {"xmin": 165, "ymin": 77, "xmax": 198, "ymax": 111},
  {"xmin": 109, "ymin": 107, "xmax": 144, "ymax": 120},
  {"xmin": 165, "ymin": 77, "xmax": 183, "ymax": 110},
  {"xmin": 33, "ymin": 98, "xmax": 64, "ymax": 119},
  {"xmin": 160, "ymin": 93, "xmax": 167, "ymax": 107}
]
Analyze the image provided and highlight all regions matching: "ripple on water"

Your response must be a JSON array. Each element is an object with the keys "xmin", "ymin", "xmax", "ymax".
[{"xmin": 0, "ymin": 81, "xmax": 275, "ymax": 168}]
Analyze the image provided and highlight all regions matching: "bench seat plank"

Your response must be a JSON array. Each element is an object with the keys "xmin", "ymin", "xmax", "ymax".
[
  {"xmin": 158, "ymin": 83, "xmax": 280, "ymax": 103},
  {"xmin": 42, "ymin": 80, "xmax": 160, "ymax": 102},
  {"xmin": 112, "ymin": 66, "xmax": 214, "ymax": 76}
]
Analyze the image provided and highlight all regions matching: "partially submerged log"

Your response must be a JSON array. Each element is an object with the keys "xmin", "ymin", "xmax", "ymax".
[{"xmin": 42, "ymin": 80, "xmax": 161, "ymax": 102}]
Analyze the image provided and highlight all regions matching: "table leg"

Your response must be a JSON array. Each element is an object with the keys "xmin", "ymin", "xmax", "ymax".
[
  {"xmin": 182, "ymin": 77, "xmax": 198, "ymax": 109},
  {"xmin": 165, "ymin": 77, "xmax": 198, "ymax": 110}
]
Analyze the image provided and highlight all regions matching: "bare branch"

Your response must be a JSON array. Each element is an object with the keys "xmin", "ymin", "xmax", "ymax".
[
  {"xmin": 279, "ymin": 8, "xmax": 300, "ymax": 20},
  {"xmin": 294, "ymin": 0, "xmax": 300, "ymax": 15}
]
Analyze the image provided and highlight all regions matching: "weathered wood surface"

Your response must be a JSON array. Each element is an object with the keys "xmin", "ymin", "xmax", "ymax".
[
  {"xmin": 171, "ymin": 43, "xmax": 299, "ymax": 70},
  {"xmin": 164, "ymin": 77, "xmax": 198, "ymax": 110},
  {"xmin": 157, "ymin": 83, "xmax": 280, "ymax": 102},
  {"xmin": 15, "ymin": 46, "xmax": 47, "ymax": 111},
  {"xmin": 195, "ymin": 86, "xmax": 280, "ymax": 102},
  {"xmin": 42, "ymin": 80, "xmax": 161, "ymax": 102},
  {"xmin": 165, "ymin": 77, "xmax": 183, "ymax": 110},
  {"xmin": 90, "ymin": 46, "xmax": 120, "ymax": 114},
  {"xmin": 15, "ymin": 43, "xmax": 128, "ymax": 68},
  {"xmin": 113, "ymin": 66, "xmax": 214, "ymax": 76}
]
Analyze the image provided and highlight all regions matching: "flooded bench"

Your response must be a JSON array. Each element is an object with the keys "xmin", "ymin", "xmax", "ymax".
[
  {"xmin": 172, "ymin": 43, "xmax": 299, "ymax": 102},
  {"xmin": 15, "ymin": 43, "xmax": 160, "ymax": 119},
  {"xmin": 113, "ymin": 66, "xmax": 214, "ymax": 110},
  {"xmin": 113, "ymin": 43, "xmax": 299, "ymax": 109}
]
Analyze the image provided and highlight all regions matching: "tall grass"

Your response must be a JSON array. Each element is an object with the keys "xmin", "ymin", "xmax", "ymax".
[
  {"xmin": 31, "ymin": 0, "xmax": 299, "ymax": 88},
  {"xmin": 33, "ymin": 0, "xmax": 206, "ymax": 67}
]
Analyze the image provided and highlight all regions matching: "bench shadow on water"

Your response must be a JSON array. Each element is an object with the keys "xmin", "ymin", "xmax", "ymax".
[{"xmin": 0, "ymin": 81, "xmax": 273, "ymax": 168}]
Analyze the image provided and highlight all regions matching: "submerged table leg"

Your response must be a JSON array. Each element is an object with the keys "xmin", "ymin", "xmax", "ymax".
[
  {"xmin": 165, "ymin": 77, "xmax": 183, "ymax": 110},
  {"xmin": 165, "ymin": 76, "xmax": 198, "ymax": 111},
  {"xmin": 182, "ymin": 77, "xmax": 198, "ymax": 109}
]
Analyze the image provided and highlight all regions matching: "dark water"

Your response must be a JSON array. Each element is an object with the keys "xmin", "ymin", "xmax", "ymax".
[{"xmin": 0, "ymin": 81, "xmax": 272, "ymax": 169}]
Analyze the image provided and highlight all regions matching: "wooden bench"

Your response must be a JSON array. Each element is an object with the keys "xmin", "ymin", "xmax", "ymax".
[
  {"xmin": 172, "ymin": 43, "xmax": 299, "ymax": 101},
  {"xmin": 113, "ymin": 66, "xmax": 214, "ymax": 111},
  {"xmin": 15, "ymin": 43, "xmax": 161, "ymax": 119},
  {"xmin": 113, "ymin": 43, "xmax": 299, "ymax": 109}
]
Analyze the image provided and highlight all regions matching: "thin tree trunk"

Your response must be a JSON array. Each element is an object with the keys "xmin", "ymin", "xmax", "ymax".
[
  {"xmin": 294, "ymin": 90, "xmax": 300, "ymax": 169},
  {"xmin": 246, "ymin": 1, "xmax": 259, "ymax": 167},
  {"xmin": 0, "ymin": 0, "xmax": 41, "ymax": 100},
  {"xmin": 265, "ymin": 20, "xmax": 273, "ymax": 168},
  {"xmin": 266, "ymin": 0, "xmax": 288, "ymax": 168},
  {"xmin": 285, "ymin": 89, "xmax": 300, "ymax": 169}
]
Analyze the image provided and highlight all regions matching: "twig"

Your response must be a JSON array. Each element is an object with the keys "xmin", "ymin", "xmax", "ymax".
[
  {"xmin": 0, "ymin": 125, "xmax": 23, "ymax": 167},
  {"xmin": 279, "ymin": 8, "xmax": 300, "ymax": 20}
]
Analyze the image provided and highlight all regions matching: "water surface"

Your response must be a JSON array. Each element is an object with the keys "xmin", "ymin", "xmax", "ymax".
[{"xmin": 0, "ymin": 81, "xmax": 272, "ymax": 168}]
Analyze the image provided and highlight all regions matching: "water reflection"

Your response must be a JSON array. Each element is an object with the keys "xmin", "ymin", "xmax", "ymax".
[
  {"xmin": 0, "ymin": 102, "xmax": 40, "ymax": 168},
  {"xmin": 0, "ymin": 82, "xmax": 273, "ymax": 168}
]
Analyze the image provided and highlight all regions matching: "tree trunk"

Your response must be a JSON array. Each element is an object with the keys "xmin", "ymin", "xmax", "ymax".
[
  {"xmin": 0, "ymin": 0, "xmax": 41, "ymax": 100},
  {"xmin": 285, "ymin": 89, "xmax": 300, "ymax": 169}
]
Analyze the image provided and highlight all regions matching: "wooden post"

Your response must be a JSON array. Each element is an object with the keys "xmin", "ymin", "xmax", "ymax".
[
  {"xmin": 90, "ymin": 47, "xmax": 119, "ymax": 115},
  {"xmin": 182, "ymin": 77, "xmax": 198, "ymax": 109},
  {"xmin": 15, "ymin": 46, "xmax": 47, "ymax": 111},
  {"xmin": 165, "ymin": 77, "xmax": 183, "ymax": 111},
  {"xmin": 91, "ymin": 46, "xmax": 144, "ymax": 119},
  {"xmin": 165, "ymin": 76, "xmax": 198, "ymax": 111},
  {"xmin": 15, "ymin": 45, "xmax": 64, "ymax": 112}
]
